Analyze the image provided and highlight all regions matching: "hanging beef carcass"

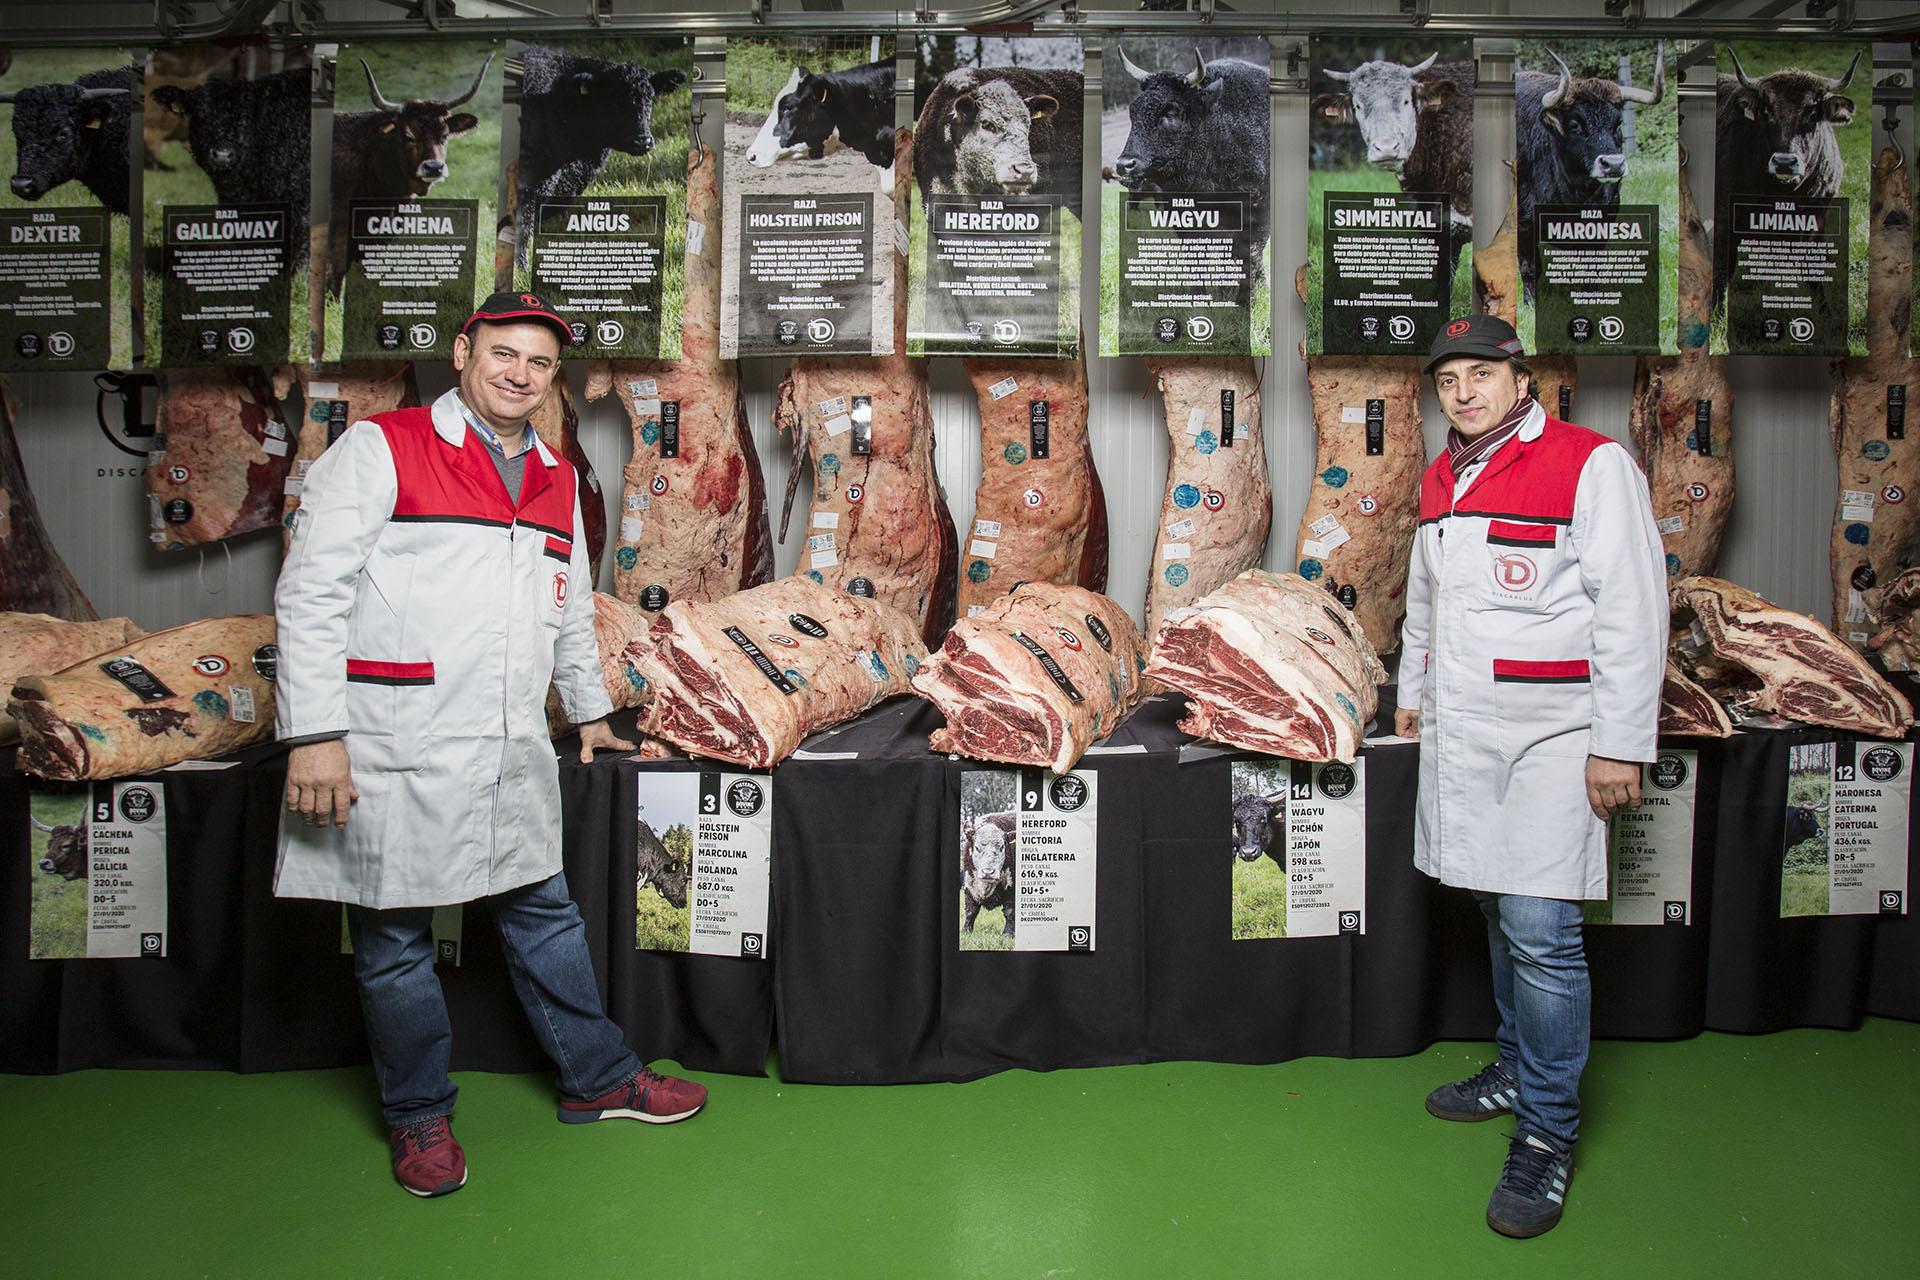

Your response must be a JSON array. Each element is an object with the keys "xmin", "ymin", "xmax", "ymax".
[
  {"xmin": 1669, "ymin": 575, "xmax": 1912, "ymax": 738},
  {"xmin": 1864, "ymin": 566, "xmax": 1920, "ymax": 670},
  {"xmin": 148, "ymin": 366, "xmax": 298, "ymax": 550},
  {"xmin": 1, "ymin": 613, "xmax": 145, "ymax": 743},
  {"xmin": 9, "ymin": 615, "xmax": 280, "ymax": 779},
  {"xmin": 282, "ymin": 364, "xmax": 418, "ymax": 549},
  {"xmin": 0, "ymin": 377, "xmax": 98, "ymax": 620},
  {"xmin": 1630, "ymin": 152, "xmax": 1734, "ymax": 580},
  {"xmin": 526, "ymin": 371, "xmax": 606, "ymax": 572},
  {"xmin": 586, "ymin": 143, "xmax": 773, "ymax": 614},
  {"xmin": 1659, "ymin": 659, "xmax": 1734, "ymax": 738},
  {"xmin": 913, "ymin": 582, "xmax": 1149, "ymax": 774},
  {"xmin": 1146, "ymin": 568, "xmax": 1387, "ymax": 763},
  {"xmin": 624, "ymin": 575, "xmax": 927, "ymax": 769},
  {"xmin": 956, "ymin": 345, "xmax": 1106, "ymax": 621},
  {"xmin": 777, "ymin": 131, "xmax": 958, "ymax": 647},
  {"xmin": 1829, "ymin": 148, "xmax": 1920, "ymax": 646},
  {"xmin": 1475, "ymin": 161, "xmax": 1580, "ymax": 421},
  {"xmin": 1141, "ymin": 358, "xmax": 1272, "ymax": 643}
]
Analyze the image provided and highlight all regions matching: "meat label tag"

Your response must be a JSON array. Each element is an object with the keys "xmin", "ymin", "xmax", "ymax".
[
  {"xmin": 632, "ymin": 772, "xmax": 772, "ymax": 960},
  {"xmin": 1840, "ymin": 490, "xmax": 1875, "ymax": 523},
  {"xmin": 627, "ymin": 379, "xmax": 659, "ymax": 399},
  {"xmin": 283, "ymin": 476, "xmax": 304, "ymax": 497},
  {"xmin": 632, "ymin": 398, "xmax": 662, "ymax": 419},
  {"xmin": 822, "ymin": 414, "xmax": 853, "ymax": 438},
  {"xmin": 1307, "ymin": 514, "xmax": 1352, "ymax": 551},
  {"xmin": 1846, "ymin": 588, "xmax": 1869, "ymax": 623},
  {"xmin": 806, "ymin": 532, "xmax": 836, "ymax": 553},
  {"xmin": 1162, "ymin": 543, "xmax": 1193, "ymax": 560},
  {"xmin": 227, "ymin": 685, "xmax": 257, "ymax": 725},
  {"xmin": 1365, "ymin": 400, "xmax": 1385, "ymax": 456},
  {"xmin": 722, "ymin": 627, "xmax": 798, "ymax": 695},
  {"xmin": 816, "ymin": 396, "xmax": 847, "ymax": 419},
  {"xmin": 808, "ymin": 548, "xmax": 838, "ymax": 570},
  {"xmin": 262, "ymin": 418, "xmax": 289, "ymax": 441},
  {"xmin": 1301, "ymin": 539, "xmax": 1331, "ymax": 559},
  {"xmin": 1186, "ymin": 405, "xmax": 1208, "ymax": 435},
  {"xmin": 620, "ymin": 516, "xmax": 645, "ymax": 542},
  {"xmin": 1010, "ymin": 633, "xmax": 1082, "ymax": 703},
  {"xmin": 1655, "ymin": 515, "xmax": 1685, "ymax": 535},
  {"xmin": 987, "ymin": 377, "xmax": 1019, "ymax": 402},
  {"xmin": 27, "ymin": 784, "xmax": 168, "ymax": 959},
  {"xmin": 974, "ymin": 519, "xmax": 1002, "ymax": 538},
  {"xmin": 660, "ymin": 402, "xmax": 680, "ymax": 459},
  {"xmin": 685, "ymin": 219, "xmax": 705, "ymax": 258},
  {"xmin": 306, "ymin": 381, "xmax": 341, "ymax": 400},
  {"xmin": 261, "ymin": 436, "xmax": 290, "ymax": 457},
  {"xmin": 1888, "ymin": 385, "xmax": 1906, "ymax": 439},
  {"xmin": 1339, "ymin": 406, "xmax": 1365, "ymax": 423},
  {"xmin": 1781, "ymin": 740, "xmax": 1913, "ymax": 918},
  {"xmin": 812, "ymin": 511, "xmax": 840, "ymax": 529},
  {"xmin": 1589, "ymin": 750, "xmax": 1697, "ymax": 926},
  {"xmin": 98, "ymin": 657, "xmax": 175, "ymax": 703},
  {"xmin": 1220, "ymin": 390, "xmax": 1235, "ymax": 448},
  {"xmin": 1165, "ymin": 518, "xmax": 1196, "ymax": 541},
  {"xmin": 969, "ymin": 540, "xmax": 998, "ymax": 560},
  {"xmin": 1230, "ymin": 759, "xmax": 1366, "ymax": 939},
  {"xmin": 1693, "ymin": 400, "xmax": 1713, "ymax": 455},
  {"xmin": 851, "ymin": 396, "xmax": 873, "ymax": 456},
  {"xmin": 1028, "ymin": 400, "xmax": 1050, "ymax": 459},
  {"xmin": 960, "ymin": 769, "xmax": 1098, "ymax": 953},
  {"xmin": 894, "ymin": 219, "xmax": 910, "ymax": 259},
  {"xmin": 625, "ymin": 493, "xmax": 647, "ymax": 512}
]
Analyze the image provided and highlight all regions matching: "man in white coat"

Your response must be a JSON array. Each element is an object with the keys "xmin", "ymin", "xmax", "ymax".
[
  {"xmin": 1395, "ymin": 315, "xmax": 1666, "ymax": 1238},
  {"xmin": 275, "ymin": 292, "xmax": 706, "ymax": 1199}
]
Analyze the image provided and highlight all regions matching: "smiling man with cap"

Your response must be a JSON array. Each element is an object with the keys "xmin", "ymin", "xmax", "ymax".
[
  {"xmin": 272, "ymin": 290, "xmax": 707, "ymax": 1199},
  {"xmin": 1394, "ymin": 313, "xmax": 1666, "ymax": 1237}
]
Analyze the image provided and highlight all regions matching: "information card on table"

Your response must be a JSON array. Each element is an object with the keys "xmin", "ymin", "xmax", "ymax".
[
  {"xmin": 1780, "ymin": 739, "xmax": 1911, "ymax": 918},
  {"xmin": 960, "ymin": 768, "xmax": 1098, "ymax": 953},
  {"xmin": 27, "ymin": 784, "xmax": 167, "ymax": 960},
  {"xmin": 1591, "ymin": 749, "xmax": 1697, "ymax": 925},
  {"xmin": 1230, "ymin": 758, "xmax": 1366, "ymax": 939},
  {"xmin": 635, "ymin": 772, "xmax": 772, "ymax": 958}
]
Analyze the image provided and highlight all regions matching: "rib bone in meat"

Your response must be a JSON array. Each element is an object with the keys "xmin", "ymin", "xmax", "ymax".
[
  {"xmin": 1145, "ymin": 569, "xmax": 1387, "ymax": 763},
  {"xmin": 149, "ymin": 366, "xmax": 298, "ymax": 550},
  {"xmin": 913, "ymin": 582, "xmax": 1149, "ymax": 774},
  {"xmin": 0, "ymin": 377, "xmax": 98, "ymax": 620},
  {"xmin": 586, "ymin": 143, "xmax": 774, "ymax": 613},
  {"xmin": 1863, "ymin": 566, "xmax": 1920, "ymax": 670},
  {"xmin": 1669, "ymin": 575, "xmax": 1912, "ymax": 738},
  {"xmin": 283, "ymin": 363, "xmax": 418, "ymax": 550},
  {"xmin": 1, "ymin": 613, "xmax": 145, "ymax": 744},
  {"xmin": 777, "ymin": 132, "xmax": 958, "ymax": 647},
  {"xmin": 9, "ymin": 615, "xmax": 280, "ymax": 779},
  {"xmin": 624, "ymin": 575, "xmax": 927, "ymax": 769},
  {"xmin": 1141, "ymin": 358, "xmax": 1272, "ymax": 643},
  {"xmin": 1631, "ymin": 153, "xmax": 1734, "ymax": 579},
  {"xmin": 1829, "ymin": 148, "xmax": 1919, "ymax": 646},
  {"xmin": 1659, "ymin": 659, "xmax": 1734, "ymax": 739},
  {"xmin": 957, "ymin": 343, "xmax": 1107, "ymax": 618}
]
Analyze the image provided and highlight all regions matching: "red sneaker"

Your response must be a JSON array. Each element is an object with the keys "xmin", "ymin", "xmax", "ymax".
[
  {"xmin": 557, "ymin": 1066, "xmax": 707, "ymax": 1125},
  {"xmin": 389, "ymin": 1116, "xmax": 467, "ymax": 1198}
]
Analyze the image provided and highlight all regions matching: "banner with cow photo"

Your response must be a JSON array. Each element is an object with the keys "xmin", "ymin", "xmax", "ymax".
[
  {"xmin": 1306, "ymin": 35, "xmax": 1473, "ymax": 356},
  {"xmin": 323, "ymin": 38, "xmax": 502, "ymax": 362},
  {"xmin": 1098, "ymin": 35, "xmax": 1271, "ymax": 358},
  {"xmin": 908, "ymin": 35, "xmax": 1083, "ymax": 358},
  {"xmin": 1712, "ymin": 41, "xmax": 1871, "ymax": 357},
  {"xmin": 720, "ymin": 35, "xmax": 896, "ymax": 358},
  {"xmin": 634, "ymin": 771, "xmax": 772, "ymax": 959},
  {"xmin": 1779, "ymin": 738, "xmax": 1911, "ymax": 918},
  {"xmin": 1512, "ymin": 39, "xmax": 1678, "ymax": 357},
  {"xmin": 510, "ymin": 36, "xmax": 692, "ymax": 361},
  {"xmin": 28, "ymin": 784, "xmax": 167, "ymax": 960},
  {"xmin": 141, "ymin": 41, "xmax": 311, "ymax": 367},
  {"xmin": 0, "ymin": 47, "xmax": 137, "ymax": 371}
]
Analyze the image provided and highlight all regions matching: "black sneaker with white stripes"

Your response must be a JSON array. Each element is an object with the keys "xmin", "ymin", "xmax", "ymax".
[
  {"xmin": 1424, "ymin": 1060, "xmax": 1519, "ymax": 1122},
  {"xmin": 1486, "ymin": 1131, "xmax": 1575, "ymax": 1239}
]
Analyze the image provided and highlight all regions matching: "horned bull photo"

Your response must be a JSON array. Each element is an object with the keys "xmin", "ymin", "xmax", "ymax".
[{"xmin": 26, "ymin": 791, "xmax": 89, "ymax": 960}]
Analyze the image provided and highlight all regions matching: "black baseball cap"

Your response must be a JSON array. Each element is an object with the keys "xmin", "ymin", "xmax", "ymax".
[
  {"xmin": 1424, "ymin": 313, "xmax": 1526, "ymax": 374},
  {"xmin": 459, "ymin": 290, "xmax": 574, "ymax": 346}
]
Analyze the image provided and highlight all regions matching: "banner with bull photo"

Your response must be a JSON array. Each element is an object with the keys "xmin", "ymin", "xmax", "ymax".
[
  {"xmin": 141, "ymin": 41, "xmax": 311, "ymax": 367},
  {"xmin": 28, "ymin": 784, "xmax": 167, "ymax": 960},
  {"xmin": 908, "ymin": 35, "xmax": 1083, "ymax": 359},
  {"xmin": 1229, "ymin": 758, "xmax": 1366, "ymax": 940},
  {"xmin": 1513, "ymin": 40, "xmax": 1678, "ymax": 357},
  {"xmin": 721, "ymin": 35, "xmax": 896, "ymax": 358},
  {"xmin": 510, "ymin": 36, "xmax": 691, "ymax": 361},
  {"xmin": 1306, "ymin": 35, "xmax": 1473, "ymax": 357},
  {"xmin": 323, "ymin": 39, "xmax": 502, "ymax": 362},
  {"xmin": 1712, "ymin": 41, "xmax": 1871, "ymax": 357},
  {"xmin": 1780, "ymin": 738, "xmax": 1911, "ymax": 918},
  {"xmin": 633, "ymin": 771, "xmax": 772, "ymax": 958},
  {"xmin": 1098, "ymin": 35, "xmax": 1271, "ymax": 358},
  {"xmin": 0, "ymin": 47, "xmax": 137, "ymax": 371}
]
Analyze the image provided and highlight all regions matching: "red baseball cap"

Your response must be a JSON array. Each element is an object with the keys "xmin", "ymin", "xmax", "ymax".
[{"xmin": 459, "ymin": 290, "xmax": 575, "ymax": 346}]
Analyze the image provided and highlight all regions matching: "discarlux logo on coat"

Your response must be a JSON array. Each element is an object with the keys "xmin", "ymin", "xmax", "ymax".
[{"xmin": 1491, "ymin": 551, "xmax": 1544, "ymax": 604}]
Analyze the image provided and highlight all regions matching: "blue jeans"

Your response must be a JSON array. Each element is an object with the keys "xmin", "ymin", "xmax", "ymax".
[
  {"xmin": 344, "ymin": 871, "xmax": 640, "ymax": 1128},
  {"xmin": 1473, "ymin": 891, "xmax": 1590, "ymax": 1151}
]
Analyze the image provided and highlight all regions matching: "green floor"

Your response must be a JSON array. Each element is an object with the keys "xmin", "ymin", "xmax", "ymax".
[{"xmin": 3, "ymin": 1022, "xmax": 1916, "ymax": 1278}]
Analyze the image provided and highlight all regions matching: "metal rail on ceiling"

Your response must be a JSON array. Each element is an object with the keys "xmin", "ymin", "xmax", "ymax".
[{"xmin": 2, "ymin": 0, "xmax": 1918, "ymax": 46}]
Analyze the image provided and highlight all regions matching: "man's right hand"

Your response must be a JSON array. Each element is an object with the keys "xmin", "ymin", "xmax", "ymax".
[
  {"xmin": 1394, "ymin": 708, "xmax": 1421, "ymax": 739},
  {"xmin": 286, "ymin": 740, "xmax": 357, "ymax": 828}
]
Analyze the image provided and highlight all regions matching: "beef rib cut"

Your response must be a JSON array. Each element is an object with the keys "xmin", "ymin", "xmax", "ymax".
[
  {"xmin": 1, "ymin": 613, "xmax": 145, "ymax": 744},
  {"xmin": 149, "ymin": 366, "xmax": 298, "ymax": 549}
]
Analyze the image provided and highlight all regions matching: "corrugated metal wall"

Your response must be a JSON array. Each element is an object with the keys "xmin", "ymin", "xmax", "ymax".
[{"xmin": 7, "ymin": 4, "xmax": 1908, "ymax": 668}]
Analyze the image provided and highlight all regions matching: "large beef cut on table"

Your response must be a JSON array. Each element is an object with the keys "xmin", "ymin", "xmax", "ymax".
[
  {"xmin": 543, "ymin": 592, "xmax": 671, "ymax": 757},
  {"xmin": 624, "ymin": 576, "xmax": 926, "ymax": 769},
  {"xmin": 1670, "ymin": 575, "xmax": 1912, "ymax": 738},
  {"xmin": 1474, "ymin": 165, "xmax": 1579, "ymax": 419},
  {"xmin": 9, "ymin": 615, "xmax": 280, "ymax": 779},
  {"xmin": 1659, "ymin": 660, "xmax": 1734, "ymax": 739},
  {"xmin": 1829, "ymin": 149, "xmax": 1920, "ymax": 646},
  {"xmin": 777, "ymin": 131, "xmax": 957, "ymax": 647},
  {"xmin": 1146, "ymin": 569, "xmax": 1386, "ymax": 763},
  {"xmin": 912, "ymin": 582, "xmax": 1149, "ymax": 774},
  {"xmin": 957, "ymin": 344, "xmax": 1106, "ymax": 618},
  {"xmin": 148, "ymin": 367, "xmax": 298, "ymax": 549},
  {"xmin": 282, "ymin": 364, "xmax": 417, "ymax": 549},
  {"xmin": 586, "ymin": 143, "xmax": 773, "ymax": 613},
  {"xmin": 1, "ymin": 613, "xmax": 145, "ymax": 743},
  {"xmin": 0, "ymin": 378, "xmax": 98, "ymax": 620},
  {"xmin": 1140, "ymin": 358, "xmax": 1271, "ymax": 643}
]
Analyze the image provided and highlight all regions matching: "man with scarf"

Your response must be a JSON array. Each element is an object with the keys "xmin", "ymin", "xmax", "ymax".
[{"xmin": 1393, "ymin": 315, "xmax": 1666, "ymax": 1238}]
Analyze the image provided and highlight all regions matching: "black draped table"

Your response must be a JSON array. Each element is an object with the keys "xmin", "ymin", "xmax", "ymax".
[{"xmin": 4, "ymin": 699, "xmax": 1914, "ymax": 1080}]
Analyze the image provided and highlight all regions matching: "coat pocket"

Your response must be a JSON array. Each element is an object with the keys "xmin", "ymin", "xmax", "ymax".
[
  {"xmin": 1482, "ymin": 521, "xmax": 1560, "ymax": 611},
  {"xmin": 1492, "ymin": 658, "xmax": 1592, "ymax": 759},
  {"xmin": 344, "ymin": 659, "xmax": 434, "ymax": 770},
  {"xmin": 541, "ymin": 536, "xmax": 572, "ymax": 628}
]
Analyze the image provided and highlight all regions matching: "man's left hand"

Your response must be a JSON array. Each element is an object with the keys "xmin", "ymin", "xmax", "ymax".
[
  {"xmin": 577, "ymin": 717, "xmax": 637, "ymax": 763},
  {"xmin": 1586, "ymin": 755, "xmax": 1643, "ymax": 821}
]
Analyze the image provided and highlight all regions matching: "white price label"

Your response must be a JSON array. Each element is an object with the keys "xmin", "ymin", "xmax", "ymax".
[
  {"xmin": 812, "ymin": 511, "xmax": 840, "ymax": 529},
  {"xmin": 974, "ymin": 518, "xmax": 1003, "ymax": 538},
  {"xmin": 969, "ymin": 539, "xmax": 998, "ymax": 559},
  {"xmin": 1165, "ymin": 518, "xmax": 1196, "ymax": 541},
  {"xmin": 987, "ymin": 377, "xmax": 1018, "ymax": 401}
]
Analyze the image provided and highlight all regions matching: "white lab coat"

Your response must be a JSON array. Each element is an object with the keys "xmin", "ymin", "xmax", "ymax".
[
  {"xmin": 1397, "ymin": 404, "xmax": 1667, "ymax": 900},
  {"xmin": 271, "ymin": 390, "xmax": 613, "ymax": 908}
]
